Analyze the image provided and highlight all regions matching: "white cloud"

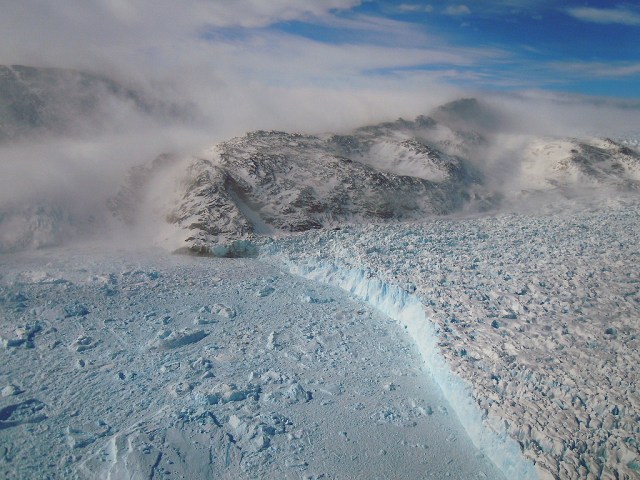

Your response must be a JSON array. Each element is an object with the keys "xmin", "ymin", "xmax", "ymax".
[
  {"xmin": 487, "ymin": 90, "xmax": 640, "ymax": 137},
  {"xmin": 0, "ymin": 1, "xmax": 502, "ymax": 104},
  {"xmin": 567, "ymin": 6, "xmax": 640, "ymax": 26},
  {"xmin": 99, "ymin": 0, "xmax": 363, "ymax": 28},
  {"xmin": 311, "ymin": 13, "xmax": 435, "ymax": 47},
  {"xmin": 443, "ymin": 5, "xmax": 471, "ymax": 16},
  {"xmin": 399, "ymin": 4, "xmax": 434, "ymax": 13},
  {"xmin": 550, "ymin": 61, "xmax": 640, "ymax": 78}
]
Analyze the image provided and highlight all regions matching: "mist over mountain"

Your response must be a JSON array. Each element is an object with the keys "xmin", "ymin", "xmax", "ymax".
[
  {"xmin": 0, "ymin": 65, "xmax": 639, "ymax": 255},
  {"xmin": 109, "ymin": 99, "xmax": 640, "ymax": 256},
  {"xmin": 0, "ymin": 65, "xmax": 196, "ymax": 143}
]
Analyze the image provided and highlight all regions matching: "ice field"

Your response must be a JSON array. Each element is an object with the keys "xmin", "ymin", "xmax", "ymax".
[
  {"xmin": 1, "ymin": 195, "xmax": 638, "ymax": 479},
  {"xmin": 0, "ymin": 246, "xmax": 503, "ymax": 479},
  {"xmin": 264, "ymin": 195, "xmax": 640, "ymax": 479}
]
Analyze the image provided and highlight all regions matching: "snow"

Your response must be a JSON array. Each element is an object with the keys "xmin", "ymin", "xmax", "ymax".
[
  {"xmin": 5, "ymin": 196, "xmax": 634, "ymax": 478},
  {"xmin": 0, "ymin": 245, "xmax": 504, "ymax": 479},
  {"xmin": 262, "ymin": 196, "xmax": 640, "ymax": 479},
  {"xmin": 267, "ymin": 260, "xmax": 537, "ymax": 480},
  {"xmin": 3, "ymin": 166, "xmax": 639, "ymax": 480},
  {"xmin": 351, "ymin": 139, "xmax": 453, "ymax": 183}
]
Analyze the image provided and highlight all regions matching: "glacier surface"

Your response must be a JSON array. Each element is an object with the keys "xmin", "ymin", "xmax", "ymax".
[{"xmin": 263, "ymin": 196, "xmax": 640, "ymax": 479}]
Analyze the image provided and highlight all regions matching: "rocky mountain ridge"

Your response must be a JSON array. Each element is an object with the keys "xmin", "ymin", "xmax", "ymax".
[
  {"xmin": 109, "ymin": 99, "xmax": 640, "ymax": 255},
  {"xmin": 2, "ymin": 96, "xmax": 639, "ymax": 254}
]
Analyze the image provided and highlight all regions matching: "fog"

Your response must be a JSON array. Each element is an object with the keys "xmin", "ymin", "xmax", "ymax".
[{"xmin": 1, "ymin": 1, "xmax": 639, "ymax": 252}]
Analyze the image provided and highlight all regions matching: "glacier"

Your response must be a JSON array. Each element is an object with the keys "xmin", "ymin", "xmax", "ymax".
[
  {"xmin": 267, "ymin": 257, "xmax": 539, "ymax": 480},
  {"xmin": 0, "ymin": 246, "xmax": 508, "ymax": 479},
  {"xmin": 261, "ymin": 196, "xmax": 640, "ymax": 479}
]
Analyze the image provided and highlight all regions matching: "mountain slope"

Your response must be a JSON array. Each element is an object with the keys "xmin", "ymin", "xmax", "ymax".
[
  {"xmin": 111, "ymin": 100, "xmax": 640, "ymax": 255},
  {"xmin": 519, "ymin": 137, "xmax": 640, "ymax": 191},
  {"xmin": 3, "ymin": 96, "xmax": 639, "ymax": 254},
  {"xmin": 116, "ymin": 122, "xmax": 487, "ymax": 255}
]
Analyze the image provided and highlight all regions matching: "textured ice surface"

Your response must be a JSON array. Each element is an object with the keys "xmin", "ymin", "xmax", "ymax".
[
  {"xmin": 0, "ymin": 246, "xmax": 503, "ymax": 479},
  {"xmin": 267, "ymin": 260, "xmax": 537, "ymax": 480},
  {"xmin": 263, "ymin": 196, "xmax": 640, "ymax": 480}
]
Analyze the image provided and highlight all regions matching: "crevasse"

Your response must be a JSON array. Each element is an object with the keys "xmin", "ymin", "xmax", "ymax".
[{"xmin": 272, "ymin": 257, "xmax": 538, "ymax": 480}]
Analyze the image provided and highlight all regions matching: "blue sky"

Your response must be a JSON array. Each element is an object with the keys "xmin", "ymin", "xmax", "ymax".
[
  {"xmin": 2, "ymin": 0, "xmax": 638, "ymax": 99},
  {"xmin": 264, "ymin": 0, "xmax": 640, "ymax": 98}
]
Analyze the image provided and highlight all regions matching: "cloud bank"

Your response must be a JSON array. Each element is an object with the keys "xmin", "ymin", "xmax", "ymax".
[{"xmin": 567, "ymin": 6, "xmax": 640, "ymax": 26}]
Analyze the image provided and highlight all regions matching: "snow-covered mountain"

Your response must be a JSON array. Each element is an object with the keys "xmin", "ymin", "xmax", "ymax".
[
  {"xmin": 0, "ymin": 204, "xmax": 75, "ymax": 252},
  {"xmin": 1, "ymin": 94, "xmax": 639, "ymax": 254},
  {"xmin": 517, "ymin": 136, "xmax": 640, "ymax": 191},
  {"xmin": 163, "ymin": 128, "xmax": 483, "ymax": 254},
  {"xmin": 109, "ymin": 99, "xmax": 640, "ymax": 255}
]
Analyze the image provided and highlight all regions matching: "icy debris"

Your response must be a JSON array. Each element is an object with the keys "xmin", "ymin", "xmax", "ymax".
[
  {"xmin": 266, "ymin": 331, "xmax": 280, "ymax": 350},
  {"xmin": 151, "ymin": 328, "xmax": 208, "ymax": 350},
  {"xmin": 299, "ymin": 293, "xmax": 333, "ymax": 304},
  {"xmin": 226, "ymin": 412, "xmax": 288, "ymax": 453},
  {"xmin": 70, "ymin": 335, "xmax": 98, "ymax": 352},
  {"xmin": 193, "ymin": 315, "xmax": 217, "ymax": 325},
  {"xmin": 65, "ymin": 422, "xmax": 110, "ymax": 449},
  {"xmin": 14, "ymin": 323, "xmax": 41, "ymax": 339},
  {"xmin": 205, "ymin": 383, "xmax": 261, "ymax": 404},
  {"xmin": 264, "ymin": 199, "xmax": 640, "ymax": 480},
  {"xmin": 1, "ymin": 334, "xmax": 26, "ymax": 348},
  {"xmin": 2, "ymin": 322, "xmax": 42, "ymax": 348},
  {"xmin": 257, "ymin": 370, "xmax": 287, "ymax": 384},
  {"xmin": 169, "ymin": 382, "xmax": 194, "ymax": 397},
  {"xmin": 265, "ymin": 382, "xmax": 312, "ymax": 404},
  {"xmin": 267, "ymin": 256, "xmax": 536, "ymax": 478},
  {"xmin": 0, "ymin": 399, "xmax": 47, "ymax": 428},
  {"xmin": 1, "ymin": 384, "xmax": 23, "ymax": 397},
  {"xmin": 16, "ymin": 271, "xmax": 69, "ymax": 285},
  {"xmin": 256, "ymin": 286, "xmax": 275, "ymax": 297},
  {"xmin": 213, "ymin": 303, "xmax": 236, "ymax": 318},
  {"xmin": 285, "ymin": 457, "xmax": 308, "ymax": 468},
  {"xmin": 284, "ymin": 382, "xmax": 312, "ymax": 403},
  {"xmin": 195, "ymin": 303, "xmax": 237, "ymax": 322},
  {"xmin": 64, "ymin": 302, "xmax": 90, "ymax": 317},
  {"xmin": 159, "ymin": 361, "xmax": 181, "ymax": 373},
  {"xmin": 318, "ymin": 384, "xmax": 342, "ymax": 396},
  {"xmin": 190, "ymin": 356, "xmax": 213, "ymax": 372},
  {"xmin": 2, "ymin": 291, "xmax": 29, "ymax": 312},
  {"xmin": 368, "ymin": 399, "xmax": 428, "ymax": 428},
  {"xmin": 0, "ymin": 244, "xmax": 511, "ymax": 479}
]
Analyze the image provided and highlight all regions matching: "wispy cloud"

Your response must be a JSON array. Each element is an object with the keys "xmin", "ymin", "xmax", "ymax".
[
  {"xmin": 398, "ymin": 4, "xmax": 434, "ymax": 13},
  {"xmin": 443, "ymin": 5, "xmax": 471, "ymax": 16},
  {"xmin": 0, "ymin": 0, "xmax": 492, "ymax": 138},
  {"xmin": 566, "ymin": 6, "xmax": 640, "ymax": 26},
  {"xmin": 550, "ymin": 61, "xmax": 640, "ymax": 78},
  {"xmin": 309, "ymin": 13, "xmax": 435, "ymax": 47}
]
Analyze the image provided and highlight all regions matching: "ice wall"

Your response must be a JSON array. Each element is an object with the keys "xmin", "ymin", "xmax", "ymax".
[{"xmin": 273, "ymin": 257, "xmax": 538, "ymax": 480}]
